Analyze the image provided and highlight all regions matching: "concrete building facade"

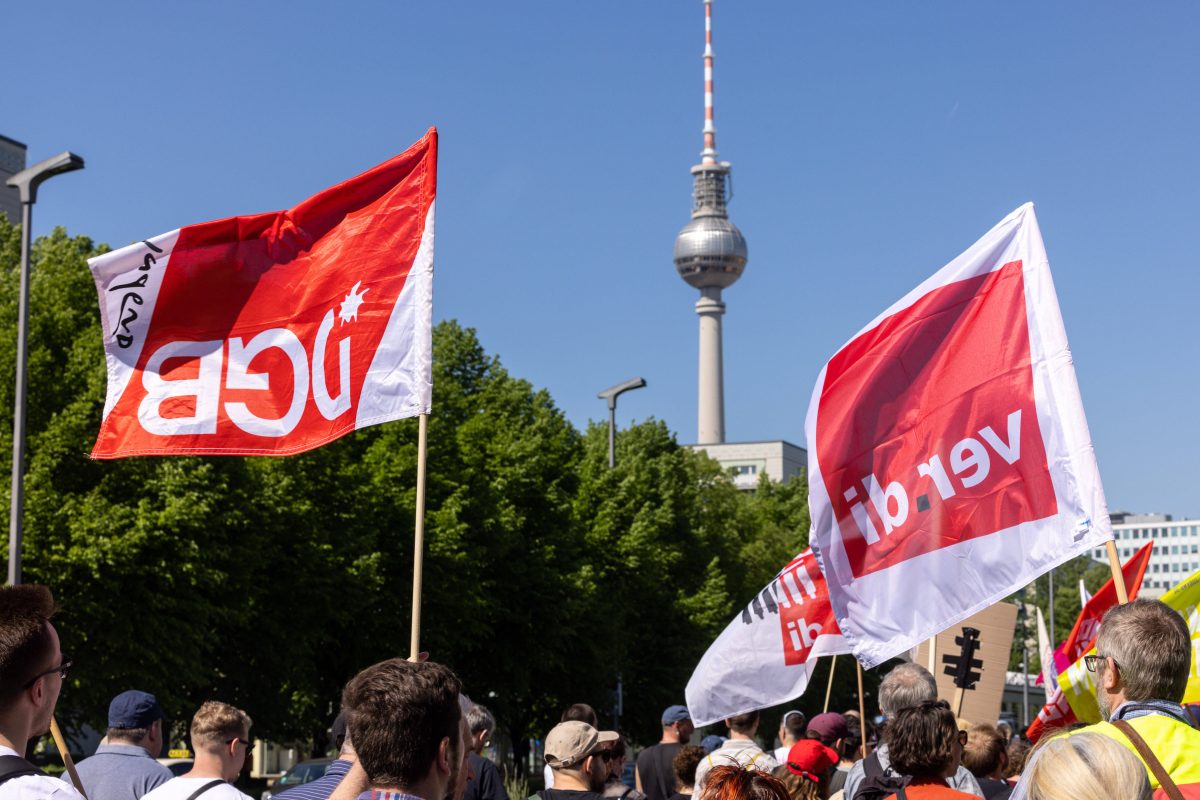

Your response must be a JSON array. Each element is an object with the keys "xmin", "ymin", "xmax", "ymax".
[
  {"xmin": 0, "ymin": 135, "xmax": 27, "ymax": 224},
  {"xmin": 1089, "ymin": 511, "xmax": 1200, "ymax": 598},
  {"xmin": 689, "ymin": 440, "xmax": 806, "ymax": 490}
]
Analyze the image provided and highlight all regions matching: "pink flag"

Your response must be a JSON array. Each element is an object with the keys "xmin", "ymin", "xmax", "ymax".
[
  {"xmin": 806, "ymin": 204, "xmax": 1111, "ymax": 668},
  {"xmin": 89, "ymin": 130, "xmax": 437, "ymax": 458},
  {"xmin": 686, "ymin": 548, "xmax": 848, "ymax": 726}
]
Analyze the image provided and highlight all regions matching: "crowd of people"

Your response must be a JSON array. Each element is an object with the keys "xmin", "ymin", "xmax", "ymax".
[{"xmin": 0, "ymin": 585, "xmax": 1195, "ymax": 800}]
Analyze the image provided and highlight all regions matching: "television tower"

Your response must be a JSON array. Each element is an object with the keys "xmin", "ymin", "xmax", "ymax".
[{"xmin": 673, "ymin": 0, "xmax": 747, "ymax": 446}]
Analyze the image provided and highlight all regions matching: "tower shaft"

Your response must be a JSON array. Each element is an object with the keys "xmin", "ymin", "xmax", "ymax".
[{"xmin": 696, "ymin": 287, "xmax": 726, "ymax": 444}]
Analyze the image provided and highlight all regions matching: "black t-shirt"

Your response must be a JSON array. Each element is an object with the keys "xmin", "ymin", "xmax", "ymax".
[
  {"xmin": 465, "ymin": 753, "xmax": 509, "ymax": 800},
  {"xmin": 977, "ymin": 778, "xmax": 1012, "ymax": 800},
  {"xmin": 665, "ymin": 793, "xmax": 691, "ymax": 800},
  {"xmin": 636, "ymin": 743, "xmax": 682, "ymax": 800},
  {"xmin": 540, "ymin": 789, "xmax": 608, "ymax": 800}
]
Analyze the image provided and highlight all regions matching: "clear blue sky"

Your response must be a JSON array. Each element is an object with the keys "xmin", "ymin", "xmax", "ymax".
[{"xmin": 8, "ymin": 1, "xmax": 1199, "ymax": 516}]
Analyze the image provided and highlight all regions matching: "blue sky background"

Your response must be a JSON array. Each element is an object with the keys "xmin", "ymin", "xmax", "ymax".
[{"xmin": 8, "ymin": 1, "xmax": 1199, "ymax": 516}]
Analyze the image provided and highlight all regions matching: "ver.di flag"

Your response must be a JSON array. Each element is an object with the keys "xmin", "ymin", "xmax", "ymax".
[
  {"xmin": 89, "ymin": 130, "xmax": 436, "ymax": 458},
  {"xmin": 807, "ymin": 203, "xmax": 1112, "ymax": 668},
  {"xmin": 685, "ymin": 548, "xmax": 848, "ymax": 726}
]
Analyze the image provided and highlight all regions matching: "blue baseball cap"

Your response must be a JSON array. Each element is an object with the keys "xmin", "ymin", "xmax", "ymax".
[
  {"xmin": 109, "ymin": 690, "xmax": 164, "ymax": 729},
  {"xmin": 662, "ymin": 705, "xmax": 691, "ymax": 724}
]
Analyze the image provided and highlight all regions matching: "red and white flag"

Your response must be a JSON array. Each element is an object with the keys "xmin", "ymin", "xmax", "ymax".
[
  {"xmin": 1026, "ymin": 541, "xmax": 1152, "ymax": 742},
  {"xmin": 89, "ymin": 130, "xmax": 437, "ymax": 458},
  {"xmin": 806, "ymin": 203, "xmax": 1111, "ymax": 668},
  {"xmin": 685, "ymin": 548, "xmax": 848, "ymax": 726}
]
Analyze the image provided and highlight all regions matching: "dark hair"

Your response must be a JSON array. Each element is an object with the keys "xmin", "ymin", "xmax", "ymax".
[
  {"xmin": 562, "ymin": 703, "xmax": 598, "ymax": 727},
  {"xmin": 728, "ymin": 711, "xmax": 759, "ymax": 735},
  {"xmin": 702, "ymin": 765, "xmax": 790, "ymax": 800},
  {"xmin": 608, "ymin": 735, "xmax": 627, "ymax": 760},
  {"xmin": 961, "ymin": 724, "xmax": 1005, "ymax": 778},
  {"xmin": 781, "ymin": 711, "xmax": 806, "ymax": 741},
  {"xmin": 1004, "ymin": 740, "xmax": 1029, "ymax": 779},
  {"xmin": 673, "ymin": 745, "xmax": 705, "ymax": 790},
  {"xmin": 107, "ymin": 726, "xmax": 150, "ymax": 744},
  {"xmin": 837, "ymin": 725, "xmax": 863, "ymax": 761},
  {"xmin": 885, "ymin": 700, "xmax": 957, "ymax": 778},
  {"xmin": 343, "ymin": 659, "xmax": 463, "ymax": 788},
  {"xmin": 0, "ymin": 585, "xmax": 57, "ymax": 702}
]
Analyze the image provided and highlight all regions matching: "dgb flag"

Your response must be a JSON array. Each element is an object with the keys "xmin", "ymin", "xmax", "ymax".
[
  {"xmin": 89, "ymin": 130, "xmax": 437, "ymax": 458},
  {"xmin": 807, "ymin": 203, "xmax": 1111, "ymax": 668}
]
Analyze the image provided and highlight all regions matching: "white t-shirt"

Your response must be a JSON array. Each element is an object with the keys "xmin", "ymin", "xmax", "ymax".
[
  {"xmin": 0, "ymin": 746, "xmax": 85, "ymax": 800},
  {"xmin": 140, "ymin": 777, "xmax": 253, "ymax": 800}
]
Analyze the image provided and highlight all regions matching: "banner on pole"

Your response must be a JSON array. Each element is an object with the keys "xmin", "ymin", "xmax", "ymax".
[
  {"xmin": 1057, "ymin": 567, "xmax": 1200, "ymax": 724},
  {"xmin": 686, "ymin": 548, "xmax": 848, "ymax": 726},
  {"xmin": 89, "ymin": 129, "xmax": 437, "ymax": 458},
  {"xmin": 807, "ymin": 203, "xmax": 1112, "ymax": 668},
  {"xmin": 1026, "ymin": 541, "xmax": 1152, "ymax": 741}
]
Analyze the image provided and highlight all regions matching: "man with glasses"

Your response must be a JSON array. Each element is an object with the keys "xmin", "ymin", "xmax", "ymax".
[
  {"xmin": 70, "ymin": 690, "xmax": 172, "ymax": 800},
  {"xmin": 1070, "ymin": 599, "xmax": 1200, "ymax": 796},
  {"xmin": 141, "ymin": 702, "xmax": 254, "ymax": 800},
  {"xmin": 0, "ymin": 585, "xmax": 83, "ymax": 800},
  {"xmin": 537, "ymin": 721, "xmax": 618, "ymax": 800}
]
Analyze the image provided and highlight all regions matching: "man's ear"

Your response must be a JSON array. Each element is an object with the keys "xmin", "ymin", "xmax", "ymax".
[
  {"xmin": 437, "ymin": 736, "xmax": 452, "ymax": 775},
  {"xmin": 1102, "ymin": 658, "xmax": 1121, "ymax": 691}
]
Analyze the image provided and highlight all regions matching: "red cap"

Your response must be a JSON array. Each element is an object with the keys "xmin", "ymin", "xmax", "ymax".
[{"xmin": 785, "ymin": 739, "xmax": 839, "ymax": 781}]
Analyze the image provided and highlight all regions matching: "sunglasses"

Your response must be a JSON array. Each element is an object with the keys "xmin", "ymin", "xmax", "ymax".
[
  {"xmin": 24, "ymin": 657, "xmax": 73, "ymax": 688},
  {"xmin": 227, "ymin": 737, "xmax": 255, "ymax": 754}
]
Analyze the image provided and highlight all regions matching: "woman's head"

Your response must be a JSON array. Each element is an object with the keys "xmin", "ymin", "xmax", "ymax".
[
  {"xmin": 700, "ymin": 766, "xmax": 790, "ymax": 800},
  {"xmin": 1025, "ymin": 732, "xmax": 1149, "ymax": 800},
  {"xmin": 883, "ymin": 700, "xmax": 962, "ymax": 780}
]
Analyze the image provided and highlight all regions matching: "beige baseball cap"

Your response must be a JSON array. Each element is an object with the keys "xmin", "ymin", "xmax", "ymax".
[{"xmin": 544, "ymin": 721, "xmax": 619, "ymax": 768}]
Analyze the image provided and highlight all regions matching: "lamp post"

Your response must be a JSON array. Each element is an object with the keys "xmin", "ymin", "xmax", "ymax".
[
  {"xmin": 597, "ymin": 377, "xmax": 646, "ymax": 469},
  {"xmin": 5, "ymin": 151, "xmax": 84, "ymax": 585}
]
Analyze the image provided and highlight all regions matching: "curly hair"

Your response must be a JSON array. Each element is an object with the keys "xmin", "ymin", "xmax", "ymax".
[
  {"xmin": 673, "ymin": 746, "xmax": 706, "ymax": 790},
  {"xmin": 884, "ymin": 700, "xmax": 957, "ymax": 778}
]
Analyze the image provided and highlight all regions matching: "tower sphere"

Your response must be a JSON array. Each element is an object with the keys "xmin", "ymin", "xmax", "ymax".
[{"xmin": 673, "ymin": 214, "xmax": 747, "ymax": 290}]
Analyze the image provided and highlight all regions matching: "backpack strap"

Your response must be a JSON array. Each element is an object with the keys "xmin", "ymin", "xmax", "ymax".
[
  {"xmin": 183, "ymin": 779, "xmax": 227, "ymax": 800},
  {"xmin": 1109, "ymin": 720, "xmax": 1184, "ymax": 800},
  {"xmin": 862, "ymin": 751, "xmax": 884, "ymax": 778},
  {"xmin": 0, "ymin": 755, "xmax": 46, "ymax": 786}
]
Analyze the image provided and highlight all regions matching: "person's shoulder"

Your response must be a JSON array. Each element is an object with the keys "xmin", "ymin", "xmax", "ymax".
[{"xmin": 0, "ymin": 774, "xmax": 86, "ymax": 800}]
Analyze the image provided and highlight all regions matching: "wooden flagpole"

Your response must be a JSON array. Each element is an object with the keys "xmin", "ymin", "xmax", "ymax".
[
  {"xmin": 927, "ymin": 635, "xmax": 937, "ymax": 673},
  {"xmin": 823, "ymin": 655, "xmax": 837, "ymax": 713},
  {"xmin": 1105, "ymin": 540, "xmax": 1130, "ymax": 604},
  {"xmin": 50, "ymin": 717, "xmax": 85, "ymax": 799},
  {"xmin": 409, "ymin": 413, "xmax": 430, "ymax": 661},
  {"xmin": 856, "ymin": 661, "xmax": 869, "ymax": 756}
]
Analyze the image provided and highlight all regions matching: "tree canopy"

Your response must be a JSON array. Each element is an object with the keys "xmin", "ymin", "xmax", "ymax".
[{"xmin": 0, "ymin": 218, "xmax": 827, "ymax": 754}]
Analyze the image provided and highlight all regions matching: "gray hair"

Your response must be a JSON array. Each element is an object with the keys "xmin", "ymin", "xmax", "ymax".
[
  {"xmin": 879, "ymin": 662, "xmax": 938, "ymax": 717},
  {"xmin": 1096, "ymin": 599, "xmax": 1191, "ymax": 703},
  {"xmin": 467, "ymin": 702, "xmax": 495, "ymax": 735}
]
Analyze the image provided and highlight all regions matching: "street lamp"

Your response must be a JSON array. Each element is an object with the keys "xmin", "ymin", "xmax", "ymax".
[
  {"xmin": 6, "ymin": 151, "xmax": 85, "ymax": 585},
  {"xmin": 597, "ymin": 377, "xmax": 646, "ymax": 469}
]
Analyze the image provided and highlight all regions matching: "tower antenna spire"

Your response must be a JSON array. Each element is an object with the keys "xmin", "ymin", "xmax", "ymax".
[{"xmin": 702, "ymin": 0, "xmax": 717, "ymax": 165}]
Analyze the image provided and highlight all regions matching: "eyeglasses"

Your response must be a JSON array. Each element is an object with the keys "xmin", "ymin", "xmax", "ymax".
[
  {"xmin": 227, "ymin": 738, "xmax": 255, "ymax": 754},
  {"xmin": 24, "ymin": 657, "xmax": 72, "ymax": 688},
  {"xmin": 1083, "ymin": 654, "xmax": 1114, "ymax": 672}
]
